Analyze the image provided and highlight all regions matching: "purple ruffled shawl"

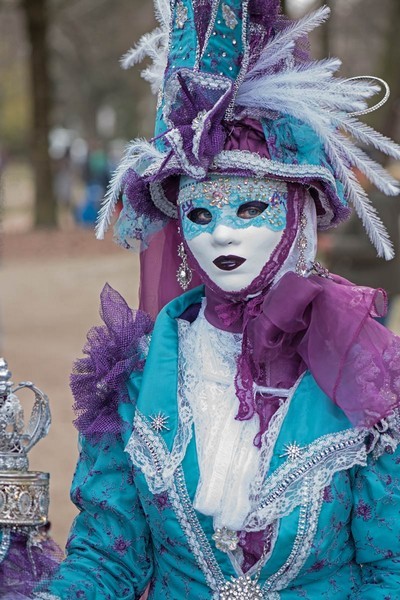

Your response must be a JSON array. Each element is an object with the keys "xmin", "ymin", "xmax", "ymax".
[{"xmin": 207, "ymin": 270, "xmax": 400, "ymax": 445}]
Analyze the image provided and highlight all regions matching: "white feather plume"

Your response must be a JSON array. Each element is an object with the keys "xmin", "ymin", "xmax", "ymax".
[
  {"xmin": 236, "ymin": 6, "xmax": 400, "ymax": 258},
  {"xmin": 96, "ymin": 139, "xmax": 166, "ymax": 239},
  {"xmin": 120, "ymin": 0, "xmax": 171, "ymax": 94},
  {"xmin": 245, "ymin": 5, "xmax": 331, "ymax": 80}
]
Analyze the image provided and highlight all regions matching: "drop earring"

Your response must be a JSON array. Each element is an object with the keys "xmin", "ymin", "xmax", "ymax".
[
  {"xmin": 295, "ymin": 212, "xmax": 309, "ymax": 276},
  {"xmin": 176, "ymin": 242, "xmax": 193, "ymax": 290}
]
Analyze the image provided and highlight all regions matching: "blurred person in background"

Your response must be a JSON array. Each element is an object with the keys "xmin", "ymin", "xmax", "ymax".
[
  {"xmin": 319, "ymin": 164, "xmax": 400, "ymax": 327},
  {"xmin": 75, "ymin": 140, "xmax": 111, "ymax": 227}
]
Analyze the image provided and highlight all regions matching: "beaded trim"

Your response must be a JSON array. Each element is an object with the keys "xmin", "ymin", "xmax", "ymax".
[
  {"xmin": 213, "ymin": 151, "xmax": 337, "ymax": 188},
  {"xmin": 264, "ymin": 485, "xmax": 324, "ymax": 592},
  {"xmin": 245, "ymin": 427, "xmax": 369, "ymax": 531},
  {"xmin": 171, "ymin": 467, "xmax": 225, "ymax": 591},
  {"xmin": 149, "ymin": 182, "xmax": 179, "ymax": 218},
  {"xmin": 178, "ymin": 175, "xmax": 288, "ymax": 206}
]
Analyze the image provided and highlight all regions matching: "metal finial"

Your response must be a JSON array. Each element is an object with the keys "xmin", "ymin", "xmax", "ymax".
[
  {"xmin": 0, "ymin": 358, "xmax": 12, "ymax": 397},
  {"xmin": 0, "ymin": 358, "xmax": 51, "ymax": 529}
]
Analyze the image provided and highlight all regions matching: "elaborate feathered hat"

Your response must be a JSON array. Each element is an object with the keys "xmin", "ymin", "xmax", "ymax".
[{"xmin": 97, "ymin": 0, "xmax": 400, "ymax": 281}]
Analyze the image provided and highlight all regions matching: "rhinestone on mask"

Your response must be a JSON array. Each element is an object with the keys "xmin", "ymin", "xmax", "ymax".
[{"xmin": 210, "ymin": 190, "xmax": 229, "ymax": 208}]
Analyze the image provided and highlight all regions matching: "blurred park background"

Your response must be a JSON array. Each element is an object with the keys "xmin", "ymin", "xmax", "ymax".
[{"xmin": 1, "ymin": 0, "xmax": 400, "ymax": 549}]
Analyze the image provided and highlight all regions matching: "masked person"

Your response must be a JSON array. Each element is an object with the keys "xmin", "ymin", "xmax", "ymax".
[{"xmin": 35, "ymin": 1, "xmax": 400, "ymax": 599}]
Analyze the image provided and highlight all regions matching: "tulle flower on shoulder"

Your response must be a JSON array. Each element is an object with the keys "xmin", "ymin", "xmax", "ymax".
[{"xmin": 71, "ymin": 284, "xmax": 153, "ymax": 440}]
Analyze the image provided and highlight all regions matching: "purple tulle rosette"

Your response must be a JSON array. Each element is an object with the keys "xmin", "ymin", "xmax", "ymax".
[
  {"xmin": 0, "ymin": 531, "xmax": 63, "ymax": 597},
  {"xmin": 71, "ymin": 284, "xmax": 154, "ymax": 441},
  {"xmin": 164, "ymin": 70, "xmax": 234, "ymax": 178}
]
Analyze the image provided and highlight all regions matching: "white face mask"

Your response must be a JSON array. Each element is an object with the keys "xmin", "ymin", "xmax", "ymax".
[{"xmin": 179, "ymin": 175, "xmax": 288, "ymax": 292}]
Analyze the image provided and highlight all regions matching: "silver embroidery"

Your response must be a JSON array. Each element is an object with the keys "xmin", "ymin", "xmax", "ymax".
[
  {"xmin": 222, "ymin": 4, "xmax": 238, "ymax": 30},
  {"xmin": 245, "ymin": 427, "xmax": 368, "ymax": 531},
  {"xmin": 171, "ymin": 467, "xmax": 225, "ymax": 591},
  {"xmin": 213, "ymin": 151, "xmax": 337, "ymax": 188},
  {"xmin": 176, "ymin": 1, "xmax": 188, "ymax": 29}
]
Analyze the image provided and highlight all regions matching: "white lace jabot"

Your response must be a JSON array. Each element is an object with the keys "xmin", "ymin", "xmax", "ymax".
[{"xmin": 178, "ymin": 300, "xmax": 260, "ymax": 531}]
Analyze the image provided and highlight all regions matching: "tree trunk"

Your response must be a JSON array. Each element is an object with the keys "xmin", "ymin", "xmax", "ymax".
[
  {"xmin": 21, "ymin": 0, "xmax": 57, "ymax": 228},
  {"xmin": 378, "ymin": 0, "xmax": 400, "ymax": 143},
  {"xmin": 281, "ymin": 0, "xmax": 289, "ymax": 15}
]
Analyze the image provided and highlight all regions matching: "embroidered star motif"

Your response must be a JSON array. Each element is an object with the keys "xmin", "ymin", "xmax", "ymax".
[
  {"xmin": 150, "ymin": 413, "xmax": 170, "ymax": 433},
  {"xmin": 281, "ymin": 442, "xmax": 303, "ymax": 461}
]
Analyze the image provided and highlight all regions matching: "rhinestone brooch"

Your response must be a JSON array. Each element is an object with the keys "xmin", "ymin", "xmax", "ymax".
[
  {"xmin": 219, "ymin": 575, "xmax": 263, "ymax": 599},
  {"xmin": 212, "ymin": 527, "xmax": 239, "ymax": 552},
  {"xmin": 150, "ymin": 413, "xmax": 170, "ymax": 433}
]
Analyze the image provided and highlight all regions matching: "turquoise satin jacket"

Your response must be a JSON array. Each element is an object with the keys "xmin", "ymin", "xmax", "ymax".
[{"xmin": 43, "ymin": 287, "xmax": 400, "ymax": 599}]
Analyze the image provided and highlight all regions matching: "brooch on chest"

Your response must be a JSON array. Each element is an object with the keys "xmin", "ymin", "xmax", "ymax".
[{"xmin": 219, "ymin": 575, "xmax": 263, "ymax": 599}]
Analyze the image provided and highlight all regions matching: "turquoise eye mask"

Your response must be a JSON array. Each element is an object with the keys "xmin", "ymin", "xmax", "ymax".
[{"xmin": 178, "ymin": 176, "xmax": 288, "ymax": 241}]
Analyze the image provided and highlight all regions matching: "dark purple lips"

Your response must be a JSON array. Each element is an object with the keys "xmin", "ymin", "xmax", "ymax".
[{"xmin": 213, "ymin": 255, "xmax": 246, "ymax": 271}]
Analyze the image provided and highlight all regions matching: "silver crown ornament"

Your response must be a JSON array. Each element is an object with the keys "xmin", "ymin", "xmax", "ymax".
[{"xmin": 0, "ymin": 358, "xmax": 51, "ymax": 533}]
